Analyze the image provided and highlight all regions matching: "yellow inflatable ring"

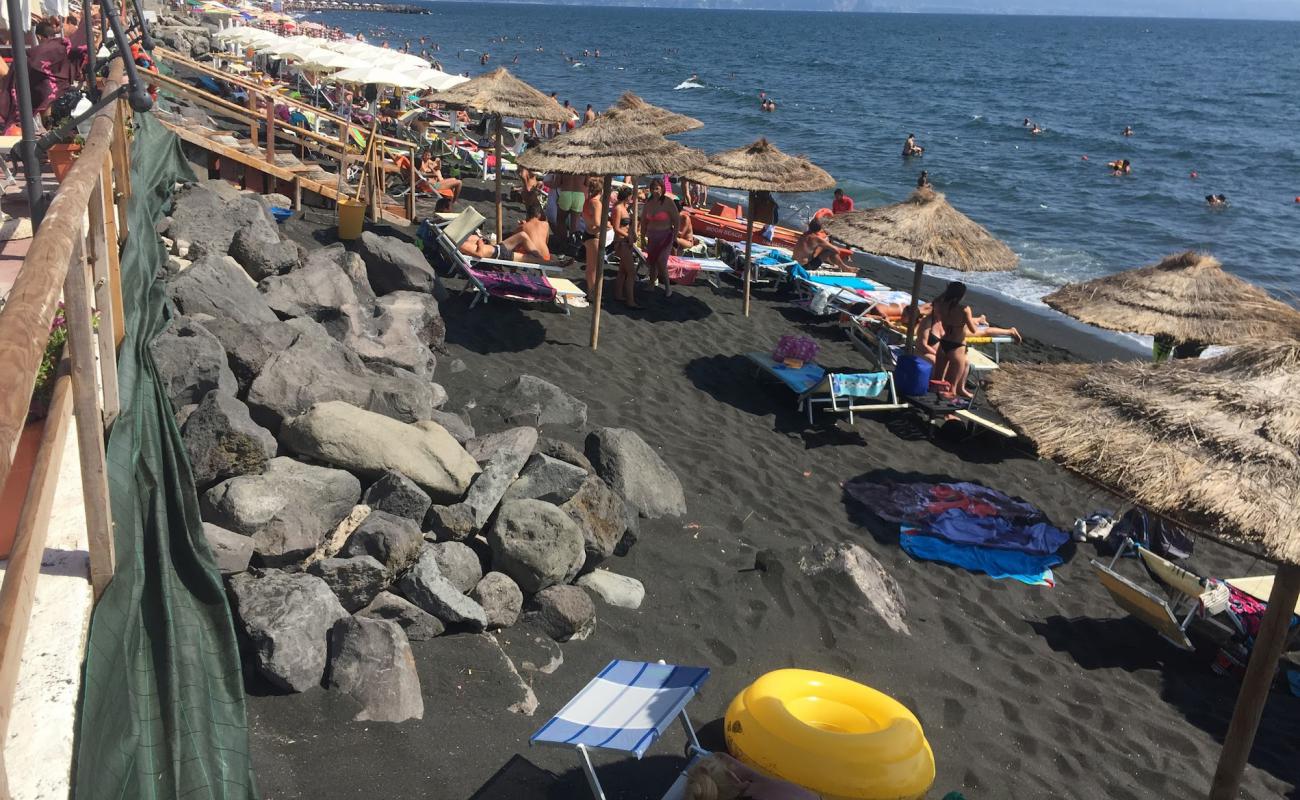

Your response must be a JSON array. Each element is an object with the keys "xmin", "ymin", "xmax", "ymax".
[{"xmin": 725, "ymin": 669, "xmax": 935, "ymax": 800}]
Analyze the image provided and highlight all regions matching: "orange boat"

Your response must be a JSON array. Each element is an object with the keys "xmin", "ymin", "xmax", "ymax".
[{"xmin": 685, "ymin": 203, "xmax": 852, "ymax": 259}]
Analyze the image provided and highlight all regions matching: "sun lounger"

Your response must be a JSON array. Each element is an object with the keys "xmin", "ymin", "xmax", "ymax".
[
  {"xmin": 531, "ymin": 660, "xmax": 710, "ymax": 800},
  {"xmin": 745, "ymin": 352, "xmax": 907, "ymax": 423}
]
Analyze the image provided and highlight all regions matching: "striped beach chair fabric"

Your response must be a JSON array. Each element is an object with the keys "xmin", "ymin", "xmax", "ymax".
[{"xmin": 531, "ymin": 660, "xmax": 710, "ymax": 800}]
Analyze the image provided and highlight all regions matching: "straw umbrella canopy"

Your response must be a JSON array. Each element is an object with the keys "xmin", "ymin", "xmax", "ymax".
[
  {"xmin": 610, "ymin": 92, "xmax": 702, "ymax": 136},
  {"xmin": 432, "ymin": 68, "xmax": 572, "ymax": 239},
  {"xmin": 683, "ymin": 138, "xmax": 835, "ymax": 316},
  {"xmin": 518, "ymin": 108, "xmax": 706, "ymax": 349},
  {"xmin": 1043, "ymin": 251, "xmax": 1300, "ymax": 355},
  {"xmin": 985, "ymin": 345, "xmax": 1300, "ymax": 800},
  {"xmin": 823, "ymin": 187, "xmax": 1018, "ymax": 352}
]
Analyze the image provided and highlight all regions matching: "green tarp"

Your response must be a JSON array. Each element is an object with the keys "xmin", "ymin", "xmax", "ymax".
[{"xmin": 74, "ymin": 113, "xmax": 257, "ymax": 800}]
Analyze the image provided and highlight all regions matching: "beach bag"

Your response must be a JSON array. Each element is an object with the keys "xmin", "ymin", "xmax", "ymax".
[{"xmin": 1099, "ymin": 508, "xmax": 1194, "ymax": 560}]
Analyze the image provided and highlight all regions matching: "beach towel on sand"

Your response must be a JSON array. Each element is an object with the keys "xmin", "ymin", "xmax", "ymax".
[{"xmin": 901, "ymin": 526, "xmax": 1060, "ymax": 586}]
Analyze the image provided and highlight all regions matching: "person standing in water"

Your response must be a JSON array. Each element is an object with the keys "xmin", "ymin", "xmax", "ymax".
[
  {"xmin": 917, "ymin": 170, "xmax": 930, "ymax": 188},
  {"xmin": 902, "ymin": 133, "xmax": 924, "ymax": 157}
]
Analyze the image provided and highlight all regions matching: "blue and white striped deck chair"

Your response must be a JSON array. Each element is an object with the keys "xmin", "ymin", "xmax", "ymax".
[{"xmin": 531, "ymin": 660, "xmax": 711, "ymax": 800}]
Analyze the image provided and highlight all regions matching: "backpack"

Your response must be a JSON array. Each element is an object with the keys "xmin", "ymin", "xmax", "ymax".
[{"xmin": 1099, "ymin": 507, "xmax": 1194, "ymax": 560}]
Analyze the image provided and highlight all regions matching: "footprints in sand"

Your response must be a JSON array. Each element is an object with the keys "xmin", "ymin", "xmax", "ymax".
[
  {"xmin": 942, "ymin": 697, "xmax": 966, "ymax": 728},
  {"xmin": 705, "ymin": 638, "xmax": 738, "ymax": 666}
]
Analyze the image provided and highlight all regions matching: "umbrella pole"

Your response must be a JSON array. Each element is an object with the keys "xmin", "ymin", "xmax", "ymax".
[
  {"xmin": 1209, "ymin": 563, "xmax": 1300, "ymax": 800},
  {"xmin": 589, "ymin": 175, "xmax": 614, "ymax": 350},
  {"xmin": 905, "ymin": 259, "xmax": 925, "ymax": 354},
  {"xmin": 743, "ymin": 191, "xmax": 754, "ymax": 318},
  {"xmin": 493, "ymin": 114, "xmax": 504, "ymax": 242}
]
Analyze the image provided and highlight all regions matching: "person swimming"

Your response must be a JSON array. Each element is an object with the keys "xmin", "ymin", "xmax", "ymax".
[
  {"xmin": 1122, "ymin": 125, "xmax": 1134, "ymax": 137},
  {"xmin": 1030, "ymin": 124, "xmax": 1043, "ymax": 135},
  {"xmin": 902, "ymin": 133, "xmax": 923, "ymax": 157},
  {"xmin": 1206, "ymin": 193, "xmax": 1228, "ymax": 206},
  {"xmin": 1108, "ymin": 158, "xmax": 1131, "ymax": 175},
  {"xmin": 917, "ymin": 170, "xmax": 930, "ymax": 188}
]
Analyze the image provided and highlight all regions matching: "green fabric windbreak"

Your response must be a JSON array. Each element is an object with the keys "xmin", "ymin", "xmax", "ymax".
[{"xmin": 74, "ymin": 113, "xmax": 257, "ymax": 800}]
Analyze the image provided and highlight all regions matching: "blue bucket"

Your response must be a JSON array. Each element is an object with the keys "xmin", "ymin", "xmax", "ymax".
[
  {"xmin": 270, "ymin": 206, "xmax": 293, "ymax": 223},
  {"xmin": 894, "ymin": 354, "xmax": 933, "ymax": 397}
]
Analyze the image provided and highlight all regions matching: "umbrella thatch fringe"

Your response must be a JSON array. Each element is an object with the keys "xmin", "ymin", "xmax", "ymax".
[
  {"xmin": 516, "ymin": 108, "xmax": 705, "ymax": 175},
  {"xmin": 432, "ymin": 67, "xmax": 571, "ymax": 122},
  {"xmin": 683, "ymin": 138, "xmax": 835, "ymax": 193},
  {"xmin": 610, "ymin": 92, "xmax": 702, "ymax": 136},
  {"xmin": 1043, "ymin": 251, "xmax": 1300, "ymax": 344},
  {"xmin": 988, "ymin": 344, "xmax": 1300, "ymax": 565},
  {"xmin": 821, "ymin": 187, "xmax": 1018, "ymax": 272}
]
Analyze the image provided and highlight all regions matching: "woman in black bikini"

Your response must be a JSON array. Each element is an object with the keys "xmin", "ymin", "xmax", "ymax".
[{"xmin": 929, "ymin": 281, "xmax": 979, "ymax": 399}]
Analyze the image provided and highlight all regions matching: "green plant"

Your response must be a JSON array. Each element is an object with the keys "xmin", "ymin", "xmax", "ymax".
[{"xmin": 29, "ymin": 303, "xmax": 98, "ymax": 420}]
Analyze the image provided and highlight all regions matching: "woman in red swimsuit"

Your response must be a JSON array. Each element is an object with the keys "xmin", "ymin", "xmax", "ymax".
[{"xmin": 641, "ymin": 180, "xmax": 678, "ymax": 297}]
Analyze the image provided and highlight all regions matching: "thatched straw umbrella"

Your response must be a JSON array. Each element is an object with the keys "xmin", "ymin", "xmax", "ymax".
[
  {"xmin": 985, "ymin": 345, "xmax": 1300, "ymax": 800},
  {"xmin": 610, "ymin": 92, "xmax": 702, "ymax": 136},
  {"xmin": 517, "ymin": 108, "xmax": 706, "ymax": 349},
  {"xmin": 431, "ymin": 68, "xmax": 571, "ymax": 239},
  {"xmin": 1043, "ymin": 251, "xmax": 1300, "ymax": 359},
  {"xmin": 684, "ymin": 138, "xmax": 835, "ymax": 316},
  {"xmin": 822, "ymin": 187, "xmax": 1018, "ymax": 352}
]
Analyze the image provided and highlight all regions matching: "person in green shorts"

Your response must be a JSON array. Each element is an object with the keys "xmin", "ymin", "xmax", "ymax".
[{"xmin": 556, "ymin": 172, "xmax": 587, "ymax": 239}]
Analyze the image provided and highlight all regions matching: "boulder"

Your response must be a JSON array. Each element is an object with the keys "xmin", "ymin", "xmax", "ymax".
[
  {"xmin": 471, "ymin": 571, "xmax": 523, "ymax": 629},
  {"xmin": 495, "ymin": 620, "xmax": 563, "ymax": 675},
  {"xmin": 486, "ymin": 499, "xmax": 586, "ymax": 594},
  {"xmin": 397, "ymin": 546, "xmax": 488, "ymax": 629},
  {"xmin": 424, "ymin": 503, "xmax": 477, "ymax": 542},
  {"xmin": 258, "ymin": 246, "xmax": 374, "ymax": 338},
  {"xmin": 376, "ymin": 290, "xmax": 445, "ymax": 351},
  {"xmin": 196, "ymin": 316, "xmax": 299, "ymax": 393},
  {"xmin": 488, "ymin": 375, "xmax": 587, "ymax": 428},
  {"xmin": 506, "ymin": 453, "xmax": 588, "ymax": 505},
  {"xmin": 228, "ymin": 570, "xmax": 348, "ymax": 692},
  {"xmin": 325, "ymin": 616, "xmax": 423, "ymax": 722},
  {"xmin": 561, "ymin": 476, "xmax": 629, "ymax": 570},
  {"xmin": 586, "ymin": 427, "xmax": 686, "ymax": 519},
  {"xmin": 419, "ymin": 633, "xmax": 537, "ymax": 717},
  {"xmin": 798, "ymin": 543, "xmax": 909, "ymax": 635},
  {"xmin": 307, "ymin": 555, "xmax": 388, "ymax": 612},
  {"xmin": 462, "ymin": 427, "xmax": 538, "ymax": 528},
  {"xmin": 168, "ymin": 253, "xmax": 279, "ymax": 326},
  {"xmin": 358, "ymin": 591, "xmax": 445, "ymax": 641},
  {"xmin": 429, "ymin": 541, "xmax": 483, "ymax": 594},
  {"xmin": 531, "ymin": 585, "xmax": 596, "ymax": 642},
  {"xmin": 576, "ymin": 570, "xmax": 645, "ymax": 610},
  {"xmin": 535, "ymin": 437, "xmax": 594, "ymax": 474},
  {"xmin": 247, "ymin": 335, "xmax": 438, "ymax": 428},
  {"xmin": 356, "ymin": 230, "xmax": 440, "ymax": 296},
  {"xmin": 339, "ymin": 510, "xmax": 423, "ymax": 576},
  {"xmin": 361, "ymin": 470, "xmax": 431, "ymax": 524},
  {"xmin": 181, "ymin": 391, "xmax": 277, "ymax": 490},
  {"xmin": 150, "ymin": 316, "xmax": 237, "ymax": 410},
  {"xmin": 202, "ymin": 457, "xmax": 360, "ymax": 566},
  {"xmin": 201, "ymin": 522, "xmax": 252, "ymax": 575},
  {"xmin": 280, "ymin": 402, "xmax": 478, "ymax": 502},
  {"xmin": 167, "ymin": 183, "xmax": 279, "ymax": 260},
  {"xmin": 428, "ymin": 409, "xmax": 474, "ymax": 444},
  {"xmin": 231, "ymin": 223, "xmax": 298, "ymax": 281}
]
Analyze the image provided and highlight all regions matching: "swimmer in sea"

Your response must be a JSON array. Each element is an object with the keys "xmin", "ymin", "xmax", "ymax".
[
  {"xmin": 1030, "ymin": 124, "xmax": 1042, "ymax": 135},
  {"xmin": 1206, "ymin": 193, "xmax": 1228, "ymax": 206},
  {"xmin": 1122, "ymin": 125, "xmax": 1134, "ymax": 137},
  {"xmin": 917, "ymin": 170, "xmax": 930, "ymax": 188},
  {"xmin": 1108, "ymin": 158, "xmax": 1131, "ymax": 175},
  {"xmin": 902, "ymin": 133, "xmax": 924, "ymax": 157},
  {"xmin": 1023, "ymin": 117, "xmax": 1032, "ymax": 127}
]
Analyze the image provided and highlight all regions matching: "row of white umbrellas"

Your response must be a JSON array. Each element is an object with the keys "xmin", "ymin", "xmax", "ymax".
[{"xmin": 213, "ymin": 27, "xmax": 466, "ymax": 90}]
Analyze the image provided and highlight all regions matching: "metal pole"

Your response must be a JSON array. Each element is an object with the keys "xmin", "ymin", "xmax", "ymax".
[{"xmin": 7, "ymin": 0, "xmax": 46, "ymax": 227}]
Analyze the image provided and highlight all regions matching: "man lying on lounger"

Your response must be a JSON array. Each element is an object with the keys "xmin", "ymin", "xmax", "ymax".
[
  {"xmin": 793, "ymin": 219, "xmax": 853, "ymax": 271},
  {"xmin": 459, "ymin": 228, "xmax": 552, "ymax": 264}
]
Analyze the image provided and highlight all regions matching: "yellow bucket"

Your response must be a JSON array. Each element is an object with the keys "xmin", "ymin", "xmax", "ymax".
[{"xmin": 337, "ymin": 199, "xmax": 366, "ymax": 240}]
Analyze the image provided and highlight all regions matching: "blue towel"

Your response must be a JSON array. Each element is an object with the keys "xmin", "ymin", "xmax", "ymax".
[
  {"xmin": 830, "ymin": 372, "xmax": 888, "ymax": 398},
  {"xmin": 900, "ymin": 526, "xmax": 1060, "ymax": 586}
]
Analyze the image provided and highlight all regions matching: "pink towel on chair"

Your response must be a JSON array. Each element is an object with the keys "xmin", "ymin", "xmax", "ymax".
[{"xmin": 667, "ymin": 256, "xmax": 700, "ymax": 286}]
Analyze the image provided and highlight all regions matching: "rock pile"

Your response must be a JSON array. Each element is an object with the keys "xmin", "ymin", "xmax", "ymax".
[{"xmin": 153, "ymin": 182, "xmax": 685, "ymax": 722}]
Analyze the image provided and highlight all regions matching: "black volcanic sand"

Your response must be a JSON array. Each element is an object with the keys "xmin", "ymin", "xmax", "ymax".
[{"xmin": 247, "ymin": 186, "xmax": 1300, "ymax": 800}]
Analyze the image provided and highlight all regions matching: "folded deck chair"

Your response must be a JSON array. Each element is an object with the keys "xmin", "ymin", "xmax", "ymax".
[
  {"xmin": 746, "ymin": 352, "xmax": 907, "ymax": 424},
  {"xmin": 531, "ymin": 660, "xmax": 710, "ymax": 800}
]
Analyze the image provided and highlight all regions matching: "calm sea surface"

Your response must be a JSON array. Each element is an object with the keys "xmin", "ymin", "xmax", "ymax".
[{"xmin": 314, "ymin": 4, "xmax": 1300, "ymax": 305}]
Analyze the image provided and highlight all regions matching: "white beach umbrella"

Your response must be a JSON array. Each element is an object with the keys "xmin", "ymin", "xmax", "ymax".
[
  {"xmin": 332, "ymin": 65, "xmax": 423, "ymax": 88},
  {"xmin": 396, "ymin": 66, "xmax": 464, "ymax": 92},
  {"xmin": 299, "ymin": 49, "xmax": 366, "ymax": 71}
]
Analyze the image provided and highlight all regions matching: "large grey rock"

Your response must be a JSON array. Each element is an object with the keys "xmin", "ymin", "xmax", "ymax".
[
  {"xmin": 561, "ymin": 476, "xmax": 629, "ymax": 571},
  {"xmin": 231, "ymin": 222, "xmax": 298, "ymax": 281},
  {"xmin": 397, "ymin": 546, "xmax": 487, "ymax": 629},
  {"xmin": 202, "ymin": 457, "xmax": 361, "ymax": 566},
  {"xmin": 576, "ymin": 570, "xmax": 645, "ymax": 610},
  {"xmin": 361, "ymin": 470, "xmax": 431, "ymax": 524},
  {"xmin": 531, "ymin": 585, "xmax": 596, "ymax": 642},
  {"xmin": 358, "ymin": 591, "xmax": 444, "ymax": 641},
  {"xmin": 507, "ymin": 453, "xmax": 588, "ymax": 505},
  {"xmin": 326, "ymin": 616, "xmax": 423, "ymax": 722},
  {"xmin": 535, "ymin": 437, "xmax": 594, "ymax": 474},
  {"xmin": 471, "ymin": 571, "xmax": 523, "ymax": 629},
  {"xmin": 258, "ymin": 245, "xmax": 374, "ymax": 337},
  {"xmin": 429, "ymin": 541, "xmax": 483, "ymax": 594},
  {"xmin": 196, "ymin": 316, "xmax": 299, "ymax": 393},
  {"xmin": 356, "ymin": 230, "xmax": 440, "ymax": 296},
  {"xmin": 228, "ymin": 570, "xmax": 348, "ymax": 692},
  {"xmin": 280, "ymin": 401, "xmax": 478, "ymax": 502},
  {"xmin": 586, "ymin": 428, "xmax": 686, "ymax": 519},
  {"xmin": 376, "ymin": 290, "xmax": 445, "ymax": 351},
  {"xmin": 343, "ymin": 291, "xmax": 445, "ymax": 380},
  {"xmin": 151, "ymin": 316, "xmax": 237, "ymax": 410},
  {"xmin": 462, "ymin": 427, "xmax": 538, "ymax": 528},
  {"xmin": 169, "ymin": 253, "xmax": 279, "ymax": 326},
  {"xmin": 424, "ymin": 503, "xmax": 477, "ymax": 542},
  {"xmin": 339, "ymin": 510, "xmax": 423, "ymax": 576},
  {"xmin": 307, "ymin": 555, "xmax": 388, "ymax": 612},
  {"xmin": 168, "ymin": 184, "xmax": 279, "ymax": 260},
  {"xmin": 181, "ymin": 391, "xmax": 277, "ymax": 490},
  {"xmin": 201, "ymin": 522, "xmax": 252, "ymax": 575},
  {"xmin": 486, "ymin": 499, "xmax": 586, "ymax": 595},
  {"xmin": 798, "ymin": 543, "xmax": 909, "ymax": 635},
  {"xmin": 489, "ymin": 375, "xmax": 587, "ymax": 428},
  {"xmin": 495, "ymin": 620, "xmax": 563, "ymax": 675},
  {"xmin": 428, "ymin": 409, "xmax": 474, "ymax": 444},
  {"xmin": 247, "ymin": 335, "xmax": 438, "ymax": 427}
]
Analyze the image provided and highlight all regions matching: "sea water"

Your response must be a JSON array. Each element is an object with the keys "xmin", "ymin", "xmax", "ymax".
[{"xmin": 311, "ymin": 4, "xmax": 1300, "ymax": 305}]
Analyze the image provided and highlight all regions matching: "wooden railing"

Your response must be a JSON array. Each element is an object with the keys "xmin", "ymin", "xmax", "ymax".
[{"xmin": 0, "ymin": 71, "xmax": 129, "ymax": 795}]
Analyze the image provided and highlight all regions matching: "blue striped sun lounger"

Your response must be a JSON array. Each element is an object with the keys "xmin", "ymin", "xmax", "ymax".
[
  {"xmin": 532, "ymin": 660, "xmax": 710, "ymax": 800},
  {"xmin": 746, "ymin": 352, "xmax": 907, "ymax": 423}
]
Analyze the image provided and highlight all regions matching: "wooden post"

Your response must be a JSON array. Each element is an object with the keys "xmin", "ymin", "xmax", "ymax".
[
  {"xmin": 86, "ymin": 176, "xmax": 120, "ymax": 428},
  {"xmin": 248, "ymin": 90, "xmax": 259, "ymax": 147},
  {"xmin": 265, "ymin": 101, "xmax": 276, "ymax": 166},
  {"xmin": 110, "ymin": 104, "xmax": 131, "ymax": 244},
  {"xmin": 742, "ymin": 191, "xmax": 755, "ymax": 318},
  {"xmin": 62, "ymin": 239, "xmax": 115, "ymax": 599},
  {"xmin": 405, "ymin": 146, "xmax": 416, "ymax": 222},
  {"xmin": 1209, "ymin": 563, "xmax": 1300, "ymax": 799},
  {"xmin": 99, "ymin": 159, "xmax": 124, "ymax": 345},
  {"xmin": 904, "ymin": 259, "xmax": 925, "ymax": 354},
  {"xmin": 292, "ymin": 176, "xmax": 302, "ymax": 211},
  {"xmin": 493, "ymin": 116, "xmax": 503, "ymax": 242},
  {"xmin": 588, "ymin": 176, "xmax": 613, "ymax": 351}
]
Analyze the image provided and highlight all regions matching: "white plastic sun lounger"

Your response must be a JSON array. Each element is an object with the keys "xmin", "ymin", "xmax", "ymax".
[
  {"xmin": 531, "ymin": 660, "xmax": 710, "ymax": 800},
  {"xmin": 746, "ymin": 352, "xmax": 907, "ymax": 423}
]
